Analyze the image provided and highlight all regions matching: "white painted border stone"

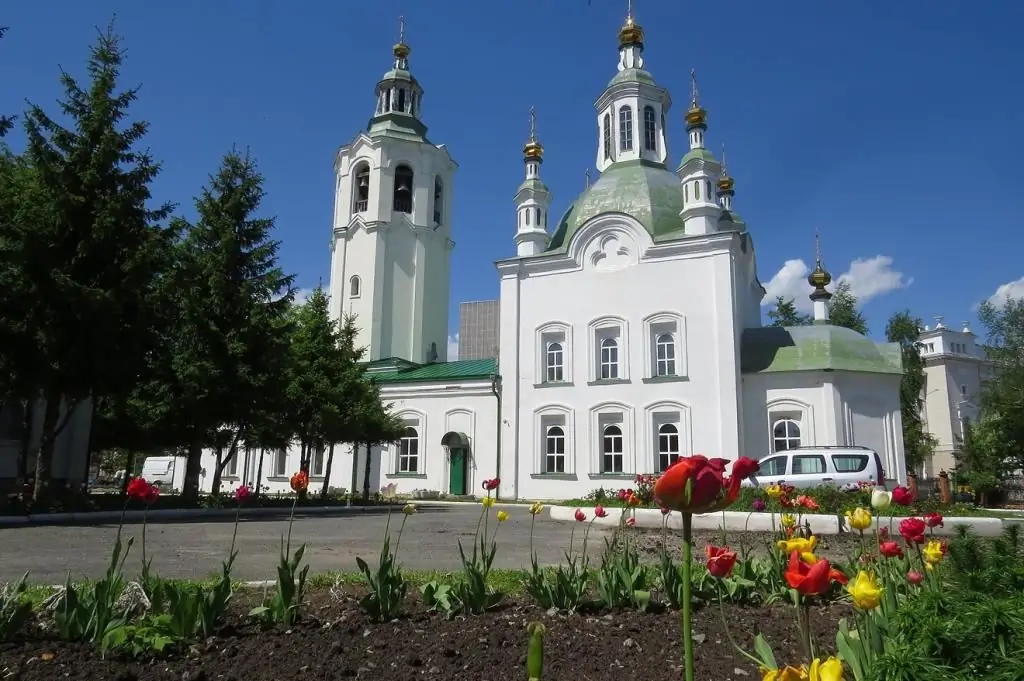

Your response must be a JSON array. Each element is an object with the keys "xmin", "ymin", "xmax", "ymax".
[{"xmin": 549, "ymin": 505, "xmax": 1007, "ymax": 537}]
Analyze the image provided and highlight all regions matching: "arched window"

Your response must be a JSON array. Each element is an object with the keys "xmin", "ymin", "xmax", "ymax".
[
  {"xmin": 384, "ymin": 89, "xmax": 392, "ymax": 112},
  {"xmin": 525, "ymin": 209, "xmax": 531, "ymax": 226},
  {"xmin": 397, "ymin": 88, "xmax": 407, "ymax": 112},
  {"xmin": 600, "ymin": 337, "xmax": 619, "ymax": 379},
  {"xmin": 684, "ymin": 184, "xmax": 689, "ymax": 202},
  {"xmin": 393, "ymin": 165, "xmax": 413, "ymax": 214},
  {"xmin": 694, "ymin": 181, "xmax": 701, "ymax": 201},
  {"xmin": 349, "ymin": 275, "xmax": 361, "ymax": 298},
  {"xmin": 545, "ymin": 342, "xmax": 564, "ymax": 383},
  {"xmin": 433, "ymin": 176, "xmax": 443, "ymax": 225},
  {"xmin": 619, "ymin": 105, "xmax": 634, "ymax": 152},
  {"xmin": 603, "ymin": 112, "xmax": 612, "ymax": 161},
  {"xmin": 545, "ymin": 425, "xmax": 565, "ymax": 474},
  {"xmin": 643, "ymin": 106, "xmax": 657, "ymax": 151},
  {"xmin": 602, "ymin": 424, "xmax": 624, "ymax": 473},
  {"xmin": 655, "ymin": 333, "xmax": 676, "ymax": 376},
  {"xmin": 657, "ymin": 423, "xmax": 680, "ymax": 472},
  {"xmin": 398, "ymin": 426, "xmax": 420, "ymax": 472},
  {"xmin": 772, "ymin": 419, "xmax": 801, "ymax": 452},
  {"xmin": 353, "ymin": 164, "xmax": 370, "ymax": 213}
]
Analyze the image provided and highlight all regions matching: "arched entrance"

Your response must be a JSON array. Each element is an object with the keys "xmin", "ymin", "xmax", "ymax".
[{"xmin": 441, "ymin": 431, "xmax": 471, "ymax": 495}]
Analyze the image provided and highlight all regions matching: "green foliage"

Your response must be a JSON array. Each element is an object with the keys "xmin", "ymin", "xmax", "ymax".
[
  {"xmin": 526, "ymin": 621, "xmax": 546, "ymax": 681},
  {"xmin": 355, "ymin": 509, "xmax": 412, "ymax": 622},
  {"xmin": 523, "ymin": 553, "xmax": 589, "ymax": 613},
  {"xmin": 886, "ymin": 310, "xmax": 936, "ymax": 473},
  {"xmin": 53, "ymin": 534, "xmax": 133, "ymax": 643},
  {"xmin": 974, "ymin": 297, "xmax": 1024, "ymax": 478},
  {"xmin": 827, "ymin": 281, "xmax": 869, "ymax": 334},
  {"xmin": 595, "ymin": 523, "xmax": 651, "ymax": 611},
  {"xmin": 0, "ymin": 572, "xmax": 33, "ymax": 642},
  {"xmin": 250, "ymin": 539, "xmax": 309, "ymax": 628},
  {"xmin": 0, "ymin": 26, "xmax": 13, "ymax": 138},
  {"xmin": 767, "ymin": 296, "xmax": 812, "ymax": 327},
  {"xmin": 1, "ymin": 24, "xmax": 175, "ymax": 500}
]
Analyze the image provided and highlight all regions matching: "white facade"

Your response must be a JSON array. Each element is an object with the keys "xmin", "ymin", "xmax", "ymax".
[
  {"xmin": 918, "ymin": 319, "xmax": 993, "ymax": 476},
  {"xmin": 0, "ymin": 398, "xmax": 93, "ymax": 490}
]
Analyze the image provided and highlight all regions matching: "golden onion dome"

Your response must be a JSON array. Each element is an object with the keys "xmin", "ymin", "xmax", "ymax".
[
  {"xmin": 807, "ymin": 262, "xmax": 832, "ymax": 289},
  {"xmin": 717, "ymin": 174, "xmax": 735, "ymax": 193},
  {"xmin": 685, "ymin": 104, "xmax": 707, "ymax": 128},
  {"xmin": 618, "ymin": 16, "xmax": 644, "ymax": 47},
  {"xmin": 393, "ymin": 41, "xmax": 410, "ymax": 61},
  {"xmin": 523, "ymin": 139, "xmax": 544, "ymax": 161}
]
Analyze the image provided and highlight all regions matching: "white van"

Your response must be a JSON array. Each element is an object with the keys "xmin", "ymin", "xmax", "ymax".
[
  {"xmin": 140, "ymin": 455, "xmax": 188, "ymax": 492},
  {"xmin": 747, "ymin": 446, "xmax": 886, "ymax": 489}
]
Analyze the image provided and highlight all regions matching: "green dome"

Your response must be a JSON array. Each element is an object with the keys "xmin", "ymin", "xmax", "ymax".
[
  {"xmin": 607, "ymin": 68, "xmax": 657, "ymax": 88},
  {"xmin": 741, "ymin": 325, "xmax": 903, "ymax": 375},
  {"xmin": 547, "ymin": 160, "xmax": 685, "ymax": 252}
]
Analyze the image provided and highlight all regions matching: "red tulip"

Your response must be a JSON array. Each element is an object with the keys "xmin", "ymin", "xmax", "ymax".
[
  {"xmin": 923, "ymin": 512, "xmax": 943, "ymax": 528},
  {"xmin": 594, "ymin": 505, "xmax": 609, "ymax": 518},
  {"xmin": 142, "ymin": 483, "xmax": 160, "ymax": 505},
  {"xmin": 625, "ymin": 516, "xmax": 636, "ymax": 527},
  {"xmin": 574, "ymin": 508, "xmax": 586, "ymax": 522},
  {"xmin": 891, "ymin": 486, "xmax": 914, "ymax": 506},
  {"xmin": 660, "ymin": 506, "xmax": 671, "ymax": 516},
  {"xmin": 234, "ymin": 484, "xmax": 253, "ymax": 503},
  {"xmin": 290, "ymin": 470, "xmax": 309, "ymax": 493},
  {"xmin": 783, "ymin": 551, "xmax": 847, "ymax": 596},
  {"xmin": 879, "ymin": 540, "xmax": 904, "ymax": 558},
  {"xmin": 653, "ymin": 455, "xmax": 759, "ymax": 514},
  {"xmin": 482, "ymin": 478, "xmax": 501, "ymax": 491},
  {"xmin": 899, "ymin": 517, "xmax": 927, "ymax": 544},
  {"xmin": 705, "ymin": 545, "xmax": 738, "ymax": 579},
  {"xmin": 126, "ymin": 477, "xmax": 152, "ymax": 501},
  {"xmin": 907, "ymin": 570, "xmax": 924, "ymax": 585}
]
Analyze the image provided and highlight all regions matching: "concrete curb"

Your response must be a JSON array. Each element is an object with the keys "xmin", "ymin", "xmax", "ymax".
[
  {"xmin": 548, "ymin": 506, "xmax": 1008, "ymax": 537},
  {"xmin": 0, "ymin": 503, "xmax": 412, "ymax": 528}
]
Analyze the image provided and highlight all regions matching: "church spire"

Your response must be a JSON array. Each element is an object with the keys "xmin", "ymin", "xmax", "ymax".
[
  {"xmin": 514, "ymin": 107, "xmax": 551, "ymax": 257},
  {"xmin": 808, "ymin": 231, "xmax": 833, "ymax": 324},
  {"xmin": 717, "ymin": 143, "xmax": 735, "ymax": 210},
  {"xmin": 368, "ymin": 16, "xmax": 426, "ymax": 137},
  {"xmin": 616, "ymin": 0, "xmax": 645, "ymax": 71},
  {"xmin": 685, "ymin": 69, "xmax": 708, "ymax": 150}
]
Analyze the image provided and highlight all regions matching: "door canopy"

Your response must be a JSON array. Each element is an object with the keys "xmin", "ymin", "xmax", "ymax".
[{"xmin": 440, "ymin": 431, "xmax": 470, "ymax": 448}]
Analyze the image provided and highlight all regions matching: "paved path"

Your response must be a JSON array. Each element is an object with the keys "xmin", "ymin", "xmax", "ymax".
[{"xmin": 0, "ymin": 505, "xmax": 608, "ymax": 583}]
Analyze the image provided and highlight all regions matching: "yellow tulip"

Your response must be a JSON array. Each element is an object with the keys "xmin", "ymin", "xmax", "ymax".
[
  {"xmin": 870, "ymin": 489, "xmax": 891, "ymax": 511},
  {"xmin": 481, "ymin": 496, "xmax": 495, "ymax": 508},
  {"xmin": 781, "ymin": 513, "xmax": 797, "ymax": 528},
  {"xmin": 529, "ymin": 501, "xmax": 544, "ymax": 516},
  {"xmin": 809, "ymin": 657, "xmax": 845, "ymax": 681},
  {"xmin": 777, "ymin": 536, "xmax": 818, "ymax": 564},
  {"xmin": 766, "ymin": 484, "xmax": 784, "ymax": 499},
  {"xmin": 761, "ymin": 666, "xmax": 808, "ymax": 681},
  {"xmin": 496, "ymin": 510, "xmax": 509, "ymax": 522},
  {"xmin": 845, "ymin": 507, "xmax": 872, "ymax": 531},
  {"xmin": 922, "ymin": 539, "xmax": 944, "ymax": 565},
  {"xmin": 402, "ymin": 503, "xmax": 417, "ymax": 515},
  {"xmin": 847, "ymin": 571, "xmax": 883, "ymax": 611}
]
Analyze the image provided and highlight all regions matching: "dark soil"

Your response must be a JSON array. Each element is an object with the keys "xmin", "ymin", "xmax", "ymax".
[
  {"xmin": 633, "ymin": 529, "xmax": 864, "ymax": 562},
  {"xmin": 0, "ymin": 588, "xmax": 849, "ymax": 681}
]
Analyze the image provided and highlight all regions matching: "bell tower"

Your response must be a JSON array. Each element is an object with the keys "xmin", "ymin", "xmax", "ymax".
[{"xmin": 328, "ymin": 18, "xmax": 458, "ymax": 363}]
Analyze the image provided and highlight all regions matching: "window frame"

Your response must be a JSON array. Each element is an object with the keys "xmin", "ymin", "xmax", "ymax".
[
  {"xmin": 535, "ymin": 322, "xmax": 573, "ymax": 385},
  {"xmin": 642, "ymin": 105, "xmax": 657, "ymax": 152},
  {"xmin": 602, "ymin": 112, "xmax": 613, "ymax": 161},
  {"xmin": 601, "ymin": 424, "xmax": 624, "ymax": 474},
  {"xmin": 642, "ymin": 313, "xmax": 686, "ymax": 380},
  {"xmin": 656, "ymin": 423, "xmax": 680, "ymax": 472},
  {"xmin": 273, "ymin": 449, "xmax": 288, "ymax": 477},
  {"xmin": 433, "ymin": 175, "xmax": 444, "ymax": 225},
  {"xmin": 398, "ymin": 426, "xmax": 420, "ymax": 474},
  {"xmin": 393, "ymin": 164, "xmax": 414, "ymax": 214},
  {"xmin": 349, "ymin": 275, "xmax": 361, "ymax": 298},
  {"xmin": 771, "ymin": 418, "xmax": 802, "ymax": 452},
  {"xmin": 544, "ymin": 425, "xmax": 566, "ymax": 474},
  {"xmin": 792, "ymin": 454, "xmax": 827, "ymax": 476},
  {"xmin": 588, "ymin": 317, "xmax": 629, "ymax": 382},
  {"xmin": 534, "ymin": 405, "xmax": 575, "ymax": 476},
  {"xmin": 545, "ymin": 341, "xmax": 564, "ymax": 383},
  {"xmin": 599, "ymin": 337, "xmax": 619, "ymax": 380},
  {"xmin": 352, "ymin": 163, "xmax": 371, "ymax": 214},
  {"xmin": 618, "ymin": 105, "xmax": 634, "ymax": 152}
]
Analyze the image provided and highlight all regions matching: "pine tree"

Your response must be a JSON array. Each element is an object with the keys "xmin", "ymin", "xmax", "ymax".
[
  {"xmin": 2, "ymin": 25, "xmax": 174, "ymax": 502},
  {"xmin": 160, "ymin": 149, "xmax": 295, "ymax": 499},
  {"xmin": 827, "ymin": 281, "xmax": 869, "ymax": 335},
  {"xmin": 767, "ymin": 296, "xmax": 812, "ymax": 327},
  {"xmin": 0, "ymin": 27, "xmax": 13, "ymax": 138},
  {"xmin": 885, "ymin": 310, "xmax": 936, "ymax": 473}
]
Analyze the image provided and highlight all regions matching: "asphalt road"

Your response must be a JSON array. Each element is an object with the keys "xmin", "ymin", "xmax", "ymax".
[{"xmin": 0, "ymin": 504, "xmax": 611, "ymax": 583}]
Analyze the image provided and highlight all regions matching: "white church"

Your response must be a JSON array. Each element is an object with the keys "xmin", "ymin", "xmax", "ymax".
[{"xmin": 199, "ymin": 13, "xmax": 908, "ymax": 500}]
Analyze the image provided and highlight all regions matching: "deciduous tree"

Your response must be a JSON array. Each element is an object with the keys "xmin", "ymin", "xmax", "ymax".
[{"xmin": 885, "ymin": 310, "xmax": 936, "ymax": 473}]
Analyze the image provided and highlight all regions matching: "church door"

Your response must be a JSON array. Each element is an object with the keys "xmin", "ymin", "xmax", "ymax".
[{"xmin": 448, "ymin": 448, "xmax": 467, "ymax": 495}]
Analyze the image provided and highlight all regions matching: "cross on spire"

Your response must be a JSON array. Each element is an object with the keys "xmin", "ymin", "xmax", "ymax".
[
  {"xmin": 529, "ymin": 106, "xmax": 537, "ymax": 142},
  {"xmin": 690, "ymin": 68, "xmax": 700, "ymax": 108},
  {"xmin": 814, "ymin": 230, "xmax": 823, "ymax": 265},
  {"xmin": 626, "ymin": 0, "xmax": 634, "ymax": 22},
  {"xmin": 585, "ymin": 168, "xmax": 591, "ymax": 188},
  {"xmin": 720, "ymin": 143, "xmax": 728, "ymax": 175},
  {"xmin": 398, "ymin": 15, "xmax": 405, "ymax": 43}
]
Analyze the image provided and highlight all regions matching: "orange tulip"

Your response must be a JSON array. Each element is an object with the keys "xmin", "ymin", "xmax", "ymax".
[
  {"xmin": 654, "ymin": 455, "xmax": 759, "ymax": 514},
  {"xmin": 290, "ymin": 470, "xmax": 309, "ymax": 493},
  {"xmin": 783, "ymin": 550, "xmax": 848, "ymax": 596}
]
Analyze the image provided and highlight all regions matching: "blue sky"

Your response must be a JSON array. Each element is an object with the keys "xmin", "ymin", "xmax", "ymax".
[{"xmin": 4, "ymin": 1, "xmax": 1023, "ymax": 354}]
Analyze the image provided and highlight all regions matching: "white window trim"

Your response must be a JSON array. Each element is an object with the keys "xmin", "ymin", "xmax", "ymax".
[
  {"xmin": 534, "ymin": 322, "xmax": 573, "ymax": 385},
  {"xmin": 273, "ymin": 448, "xmax": 288, "ymax": 477},
  {"xmin": 587, "ymin": 316, "xmax": 629, "ymax": 383},
  {"xmin": 766, "ymin": 398, "xmax": 814, "ymax": 453},
  {"xmin": 641, "ymin": 312, "xmax": 687, "ymax": 380},
  {"xmin": 643, "ymin": 400, "xmax": 693, "ymax": 474},
  {"xmin": 588, "ymin": 401, "xmax": 635, "ymax": 477},
  {"xmin": 532, "ymin": 404, "xmax": 576, "ymax": 476},
  {"xmin": 349, "ymin": 275, "xmax": 362, "ymax": 299},
  {"xmin": 389, "ymin": 409, "xmax": 427, "ymax": 476}
]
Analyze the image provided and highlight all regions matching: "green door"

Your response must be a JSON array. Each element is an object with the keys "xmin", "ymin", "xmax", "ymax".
[{"xmin": 449, "ymin": 448, "xmax": 467, "ymax": 495}]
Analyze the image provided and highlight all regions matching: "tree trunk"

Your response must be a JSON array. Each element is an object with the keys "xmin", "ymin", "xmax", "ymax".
[
  {"xmin": 349, "ymin": 443, "xmax": 360, "ymax": 501},
  {"xmin": 362, "ymin": 440, "xmax": 373, "ymax": 501},
  {"xmin": 321, "ymin": 442, "xmax": 335, "ymax": 497},
  {"xmin": 255, "ymin": 448, "xmax": 265, "ymax": 494},
  {"xmin": 181, "ymin": 433, "xmax": 205, "ymax": 502},
  {"xmin": 210, "ymin": 430, "xmax": 243, "ymax": 497},
  {"xmin": 31, "ymin": 395, "xmax": 62, "ymax": 504},
  {"xmin": 120, "ymin": 451, "xmax": 137, "ymax": 495},
  {"xmin": 299, "ymin": 439, "xmax": 309, "ymax": 474},
  {"xmin": 17, "ymin": 399, "xmax": 34, "ymax": 481}
]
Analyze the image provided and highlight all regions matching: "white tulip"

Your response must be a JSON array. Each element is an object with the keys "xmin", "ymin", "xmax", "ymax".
[{"xmin": 870, "ymin": 488, "xmax": 891, "ymax": 511}]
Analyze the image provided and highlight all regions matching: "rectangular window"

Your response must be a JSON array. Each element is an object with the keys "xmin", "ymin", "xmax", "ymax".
[
  {"xmin": 546, "ymin": 342, "xmax": 564, "ymax": 382},
  {"xmin": 831, "ymin": 454, "xmax": 868, "ymax": 473},
  {"xmin": 544, "ymin": 426, "xmax": 566, "ymax": 474},
  {"xmin": 600, "ymin": 338, "xmax": 619, "ymax": 379},
  {"xmin": 655, "ymin": 333, "xmax": 676, "ymax": 376},
  {"xmin": 312, "ymin": 447, "xmax": 325, "ymax": 476},
  {"xmin": 601, "ymin": 425, "xmax": 624, "ymax": 473},
  {"xmin": 618, "ymin": 106, "xmax": 634, "ymax": 152},
  {"xmin": 224, "ymin": 451, "xmax": 238, "ymax": 477},
  {"xmin": 656, "ymin": 423, "xmax": 680, "ymax": 472},
  {"xmin": 274, "ymin": 449, "xmax": 287, "ymax": 477},
  {"xmin": 792, "ymin": 455, "xmax": 826, "ymax": 475},
  {"xmin": 758, "ymin": 455, "xmax": 787, "ymax": 477},
  {"xmin": 399, "ymin": 428, "xmax": 420, "ymax": 473}
]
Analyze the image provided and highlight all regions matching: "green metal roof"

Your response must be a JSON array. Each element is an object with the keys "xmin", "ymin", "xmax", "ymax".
[
  {"xmin": 517, "ymin": 177, "xmax": 549, "ymax": 194},
  {"xmin": 370, "ymin": 358, "xmax": 498, "ymax": 384},
  {"xmin": 678, "ymin": 147, "xmax": 717, "ymax": 167},
  {"xmin": 546, "ymin": 159, "xmax": 685, "ymax": 252},
  {"xmin": 607, "ymin": 68, "xmax": 657, "ymax": 87},
  {"xmin": 741, "ymin": 325, "xmax": 903, "ymax": 375}
]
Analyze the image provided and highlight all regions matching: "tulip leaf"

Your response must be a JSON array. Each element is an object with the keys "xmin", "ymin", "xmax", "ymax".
[{"xmin": 753, "ymin": 633, "xmax": 777, "ymax": 669}]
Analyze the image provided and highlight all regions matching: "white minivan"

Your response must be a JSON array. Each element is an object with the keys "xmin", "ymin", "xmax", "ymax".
[{"xmin": 747, "ymin": 446, "xmax": 886, "ymax": 489}]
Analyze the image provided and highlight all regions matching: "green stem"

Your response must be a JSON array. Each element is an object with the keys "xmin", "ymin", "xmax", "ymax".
[
  {"xmin": 285, "ymin": 495, "xmax": 298, "ymax": 556},
  {"xmin": 393, "ymin": 514, "xmax": 409, "ymax": 562},
  {"xmin": 229, "ymin": 504, "xmax": 240, "ymax": 557},
  {"xmin": 716, "ymin": 582, "xmax": 763, "ymax": 668},
  {"xmin": 141, "ymin": 504, "xmax": 149, "ymax": 571},
  {"xmin": 682, "ymin": 512, "xmax": 694, "ymax": 681}
]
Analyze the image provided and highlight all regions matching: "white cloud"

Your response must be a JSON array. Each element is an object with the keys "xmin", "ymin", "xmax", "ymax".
[
  {"xmin": 985, "ymin": 276, "xmax": 1024, "ymax": 307},
  {"xmin": 762, "ymin": 255, "xmax": 909, "ymax": 311},
  {"xmin": 447, "ymin": 333, "xmax": 460, "ymax": 361},
  {"xmin": 293, "ymin": 288, "xmax": 314, "ymax": 305}
]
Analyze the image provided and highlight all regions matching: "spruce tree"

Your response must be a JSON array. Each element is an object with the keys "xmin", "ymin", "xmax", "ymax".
[
  {"xmin": 164, "ymin": 149, "xmax": 295, "ymax": 499},
  {"xmin": 767, "ymin": 296, "xmax": 811, "ymax": 327},
  {"xmin": 3, "ymin": 25, "xmax": 174, "ymax": 502},
  {"xmin": 827, "ymin": 281, "xmax": 869, "ymax": 335},
  {"xmin": 0, "ymin": 27, "xmax": 13, "ymax": 138}
]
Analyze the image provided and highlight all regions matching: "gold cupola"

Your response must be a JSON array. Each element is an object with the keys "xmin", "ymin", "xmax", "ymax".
[
  {"xmin": 392, "ymin": 16, "xmax": 410, "ymax": 67},
  {"xmin": 685, "ymin": 68, "xmax": 707, "ymax": 129},
  {"xmin": 808, "ymin": 232, "xmax": 833, "ymax": 298},
  {"xmin": 523, "ymin": 106, "xmax": 544, "ymax": 162},
  {"xmin": 717, "ymin": 144, "xmax": 735, "ymax": 194}
]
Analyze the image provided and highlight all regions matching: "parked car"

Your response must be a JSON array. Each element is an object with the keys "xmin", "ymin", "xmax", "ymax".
[
  {"xmin": 743, "ymin": 446, "xmax": 886, "ymax": 489},
  {"xmin": 140, "ymin": 455, "xmax": 188, "ymax": 492}
]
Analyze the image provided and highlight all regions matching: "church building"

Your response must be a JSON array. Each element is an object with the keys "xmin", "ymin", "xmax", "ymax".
[{"xmin": 201, "ymin": 12, "xmax": 907, "ymax": 500}]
